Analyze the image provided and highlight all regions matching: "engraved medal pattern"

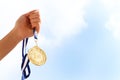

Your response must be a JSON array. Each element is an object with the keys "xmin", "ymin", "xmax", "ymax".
[{"xmin": 28, "ymin": 46, "xmax": 47, "ymax": 66}]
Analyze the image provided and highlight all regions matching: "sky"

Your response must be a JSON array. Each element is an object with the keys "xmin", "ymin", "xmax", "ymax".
[{"xmin": 0, "ymin": 0, "xmax": 120, "ymax": 80}]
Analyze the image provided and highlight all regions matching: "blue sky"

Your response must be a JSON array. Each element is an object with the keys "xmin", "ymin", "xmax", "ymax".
[{"xmin": 0, "ymin": 0, "xmax": 120, "ymax": 80}]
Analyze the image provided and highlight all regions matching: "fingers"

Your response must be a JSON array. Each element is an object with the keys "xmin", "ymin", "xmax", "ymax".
[{"xmin": 26, "ymin": 10, "xmax": 41, "ymax": 33}]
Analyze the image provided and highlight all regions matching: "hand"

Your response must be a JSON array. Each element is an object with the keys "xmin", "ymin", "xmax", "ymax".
[{"xmin": 13, "ymin": 10, "xmax": 41, "ymax": 39}]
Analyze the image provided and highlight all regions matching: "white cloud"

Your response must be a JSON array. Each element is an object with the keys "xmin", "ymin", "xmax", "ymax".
[
  {"xmin": 105, "ymin": 13, "xmax": 120, "ymax": 39},
  {"xmin": 39, "ymin": 0, "xmax": 89, "ymax": 48},
  {"xmin": 101, "ymin": 0, "xmax": 120, "ymax": 40},
  {"xmin": 101, "ymin": 1, "xmax": 120, "ymax": 79}
]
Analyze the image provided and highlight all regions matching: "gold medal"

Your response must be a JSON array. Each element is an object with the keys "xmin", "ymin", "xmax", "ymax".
[
  {"xmin": 28, "ymin": 46, "xmax": 47, "ymax": 66},
  {"xmin": 27, "ymin": 29, "xmax": 47, "ymax": 66}
]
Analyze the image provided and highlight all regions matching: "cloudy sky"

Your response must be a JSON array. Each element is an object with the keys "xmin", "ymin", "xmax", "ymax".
[{"xmin": 0, "ymin": 0, "xmax": 120, "ymax": 80}]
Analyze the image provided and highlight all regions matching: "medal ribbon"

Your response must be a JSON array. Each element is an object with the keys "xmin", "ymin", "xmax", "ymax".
[
  {"xmin": 21, "ymin": 29, "xmax": 37, "ymax": 80},
  {"xmin": 21, "ymin": 38, "xmax": 31, "ymax": 80}
]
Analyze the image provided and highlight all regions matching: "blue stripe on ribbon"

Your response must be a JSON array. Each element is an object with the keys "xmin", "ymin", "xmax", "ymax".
[
  {"xmin": 21, "ymin": 38, "xmax": 31, "ymax": 80},
  {"xmin": 33, "ymin": 28, "xmax": 38, "ymax": 39}
]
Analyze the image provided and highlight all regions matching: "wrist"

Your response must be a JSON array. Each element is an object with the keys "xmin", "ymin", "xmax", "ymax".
[{"xmin": 12, "ymin": 27, "xmax": 23, "ymax": 41}]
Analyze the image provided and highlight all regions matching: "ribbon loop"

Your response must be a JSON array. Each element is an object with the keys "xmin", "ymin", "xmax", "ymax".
[{"xmin": 21, "ymin": 38, "xmax": 31, "ymax": 80}]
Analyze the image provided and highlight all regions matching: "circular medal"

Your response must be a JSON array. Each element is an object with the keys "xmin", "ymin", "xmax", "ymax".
[{"xmin": 28, "ymin": 46, "xmax": 47, "ymax": 66}]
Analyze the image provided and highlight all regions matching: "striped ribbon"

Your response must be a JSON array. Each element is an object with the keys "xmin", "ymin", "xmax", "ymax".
[
  {"xmin": 21, "ymin": 38, "xmax": 31, "ymax": 80},
  {"xmin": 21, "ymin": 29, "xmax": 37, "ymax": 80}
]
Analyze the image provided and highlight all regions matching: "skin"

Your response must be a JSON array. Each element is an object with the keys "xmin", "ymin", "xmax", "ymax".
[{"xmin": 0, "ymin": 10, "xmax": 41, "ymax": 61}]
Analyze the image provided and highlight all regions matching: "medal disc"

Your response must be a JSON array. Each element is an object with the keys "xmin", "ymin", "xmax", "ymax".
[{"xmin": 28, "ymin": 46, "xmax": 47, "ymax": 66}]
